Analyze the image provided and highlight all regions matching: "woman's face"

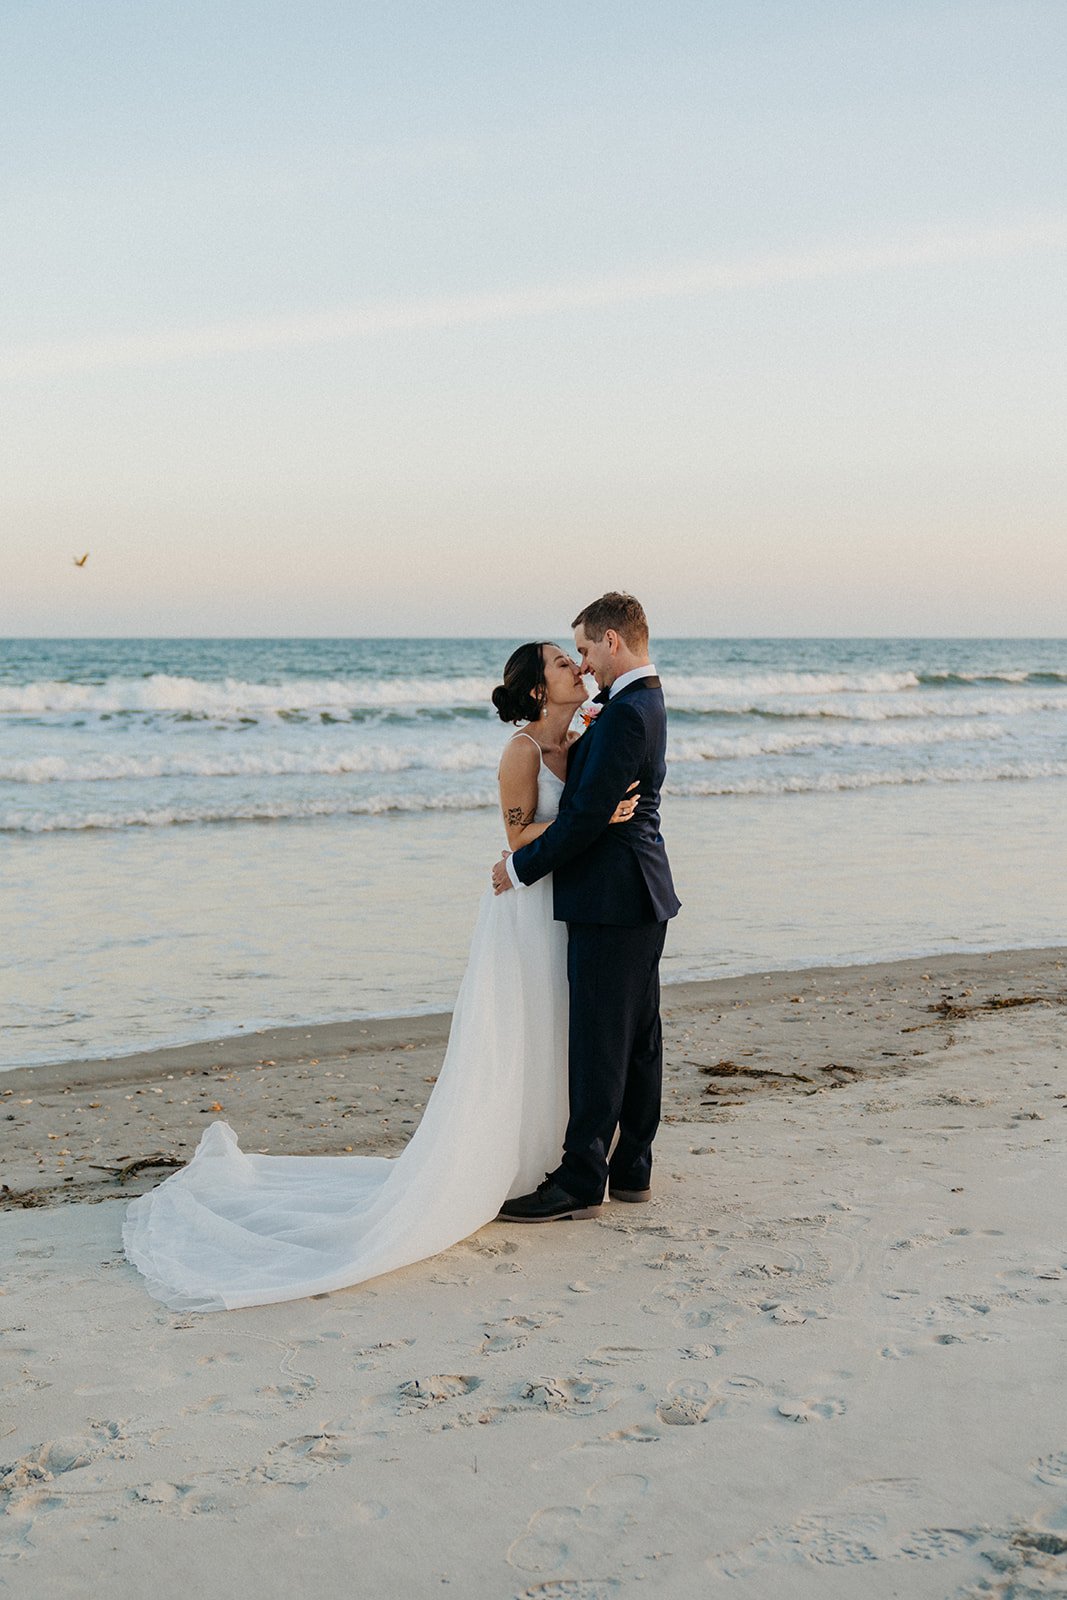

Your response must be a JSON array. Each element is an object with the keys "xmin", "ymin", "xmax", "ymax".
[{"xmin": 540, "ymin": 643, "xmax": 588, "ymax": 709}]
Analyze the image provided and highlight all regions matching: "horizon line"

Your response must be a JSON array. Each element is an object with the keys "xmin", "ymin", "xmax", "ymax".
[{"xmin": 2, "ymin": 632, "xmax": 1063, "ymax": 643}]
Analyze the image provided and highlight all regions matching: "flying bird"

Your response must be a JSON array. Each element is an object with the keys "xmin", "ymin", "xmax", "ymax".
[{"xmin": 73, "ymin": 552, "xmax": 89, "ymax": 567}]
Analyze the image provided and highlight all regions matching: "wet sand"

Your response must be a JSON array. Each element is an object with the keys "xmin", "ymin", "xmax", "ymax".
[{"xmin": 3, "ymin": 946, "xmax": 1064, "ymax": 1209}]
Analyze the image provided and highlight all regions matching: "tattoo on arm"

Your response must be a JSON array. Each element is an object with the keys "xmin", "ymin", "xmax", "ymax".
[{"xmin": 506, "ymin": 806, "xmax": 532, "ymax": 827}]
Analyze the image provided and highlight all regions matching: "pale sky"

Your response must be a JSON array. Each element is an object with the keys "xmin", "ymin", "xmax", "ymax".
[{"xmin": 2, "ymin": 0, "xmax": 1065, "ymax": 637}]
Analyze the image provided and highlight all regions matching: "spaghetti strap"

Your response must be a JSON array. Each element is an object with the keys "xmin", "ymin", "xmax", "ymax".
[{"xmin": 510, "ymin": 731, "xmax": 544, "ymax": 765}]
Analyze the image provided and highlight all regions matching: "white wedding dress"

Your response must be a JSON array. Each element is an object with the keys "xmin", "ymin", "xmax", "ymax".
[{"xmin": 122, "ymin": 750, "xmax": 569, "ymax": 1313}]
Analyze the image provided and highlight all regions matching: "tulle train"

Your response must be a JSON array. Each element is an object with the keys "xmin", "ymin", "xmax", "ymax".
[{"xmin": 122, "ymin": 877, "xmax": 568, "ymax": 1312}]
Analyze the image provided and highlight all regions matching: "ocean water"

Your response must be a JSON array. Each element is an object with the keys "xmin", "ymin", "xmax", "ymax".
[{"xmin": 2, "ymin": 637, "xmax": 1064, "ymax": 1070}]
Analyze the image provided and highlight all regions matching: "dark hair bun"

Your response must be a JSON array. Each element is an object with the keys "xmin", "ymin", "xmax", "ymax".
[
  {"xmin": 491, "ymin": 682, "xmax": 525, "ymax": 723},
  {"xmin": 492, "ymin": 642, "xmax": 550, "ymax": 725}
]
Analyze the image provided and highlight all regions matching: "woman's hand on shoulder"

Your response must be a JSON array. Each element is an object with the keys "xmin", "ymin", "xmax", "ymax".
[{"xmin": 609, "ymin": 780, "xmax": 640, "ymax": 825}]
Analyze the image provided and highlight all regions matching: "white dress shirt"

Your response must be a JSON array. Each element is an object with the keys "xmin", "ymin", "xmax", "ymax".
[
  {"xmin": 505, "ymin": 664, "xmax": 657, "ymax": 889},
  {"xmin": 605, "ymin": 662, "xmax": 658, "ymax": 699}
]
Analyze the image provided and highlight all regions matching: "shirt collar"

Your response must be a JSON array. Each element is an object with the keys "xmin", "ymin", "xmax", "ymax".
[{"xmin": 608, "ymin": 663, "xmax": 657, "ymax": 700}]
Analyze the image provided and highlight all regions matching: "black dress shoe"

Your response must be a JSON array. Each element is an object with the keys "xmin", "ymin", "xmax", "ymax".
[
  {"xmin": 610, "ymin": 1186, "xmax": 652, "ymax": 1203},
  {"xmin": 497, "ymin": 1178, "xmax": 603, "ymax": 1223}
]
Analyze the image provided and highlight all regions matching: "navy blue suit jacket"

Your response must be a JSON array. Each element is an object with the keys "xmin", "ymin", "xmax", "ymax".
[{"xmin": 511, "ymin": 675, "xmax": 681, "ymax": 926}]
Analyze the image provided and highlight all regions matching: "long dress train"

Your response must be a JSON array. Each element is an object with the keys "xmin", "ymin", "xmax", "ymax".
[{"xmin": 122, "ymin": 761, "xmax": 568, "ymax": 1312}]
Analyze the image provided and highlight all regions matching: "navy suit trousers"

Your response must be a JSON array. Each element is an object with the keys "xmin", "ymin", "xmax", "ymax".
[{"xmin": 551, "ymin": 919, "xmax": 668, "ymax": 1203}]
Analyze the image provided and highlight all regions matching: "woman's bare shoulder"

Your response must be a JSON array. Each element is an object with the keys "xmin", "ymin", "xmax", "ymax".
[{"xmin": 498, "ymin": 732, "xmax": 542, "ymax": 773}]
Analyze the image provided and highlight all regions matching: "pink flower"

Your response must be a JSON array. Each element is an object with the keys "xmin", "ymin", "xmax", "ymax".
[{"xmin": 579, "ymin": 703, "xmax": 602, "ymax": 729}]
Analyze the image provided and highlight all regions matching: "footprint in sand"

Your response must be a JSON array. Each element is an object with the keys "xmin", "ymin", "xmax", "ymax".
[
  {"xmin": 3, "ymin": 1366, "xmax": 51, "ymax": 1397},
  {"xmin": 855, "ymin": 1477, "xmax": 924, "ymax": 1502},
  {"xmin": 509, "ymin": 1507, "xmax": 588, "ymax": 1573},
  {"xmin": 352, "ymin": 1500, "xmax": 389, "ymax": 1523},
  {"xmin": 672, "ymin": 1307, "xmax": 714, "ymax": 1329},
  {"xmin": 354, "ymin": 1339, "xmax": 416, "ymax": 1356},
  {"xmin": 464, "ymin": 1238, "xmax": 519, "ymax": 1258},
  {"xmin": 481, "ymin": 1314, "xmax": 553, "ymax": 1354},
  {"xmin": 252, "ymin": 1430, "xmax": 354, "ymax": 1488},
  {"xmin": 713, "ymin": 1508, "xmax": 982, "ymax": 1579},
  {"xmin": 776, "ymin": 1397, "xmax": 846, "ymax": 1423},
  {"xmin": 589, "ymin": 1372, "xmax": 761, "ymax": 1445},
  {"xmin": 644, "ymin": 1249, "xmax": 697, "ymax": 1272},
  {"xmin": 656, "ymin": 1380, "xmax": 720, "ymax": 1426},
  {"xmin": 90, "ymin": 1419, "xmax": 126, "ymax": 1443},
  {"xmin": 130, "ymin": 1481, "xmax": 194, "ymax": 1506},
  {"xmin": 1000, "ymin": 1262, "xmax": 1067, "ymax": 1285},
  {"xmin": 279, "ymin": 1432, "xmax": 353, "ymax": 1465},
  {"xmin": 709, "ymin": 1467, "xmax": 987, "ymax": 1580},
  {"xmin": 764, "ymin": 1301, "xmax": 809, "ymax": 1324},
  {"xmin": 351, "ymin": 1337, "xmax": 415, "ymax": 1370},
  {"xmin": 1011, "ymin": 1528, "xmax": 1067, "ymax": 1557},
  {"xmin": 588, "ymin": 1347, "xmax": 648, "ymax": 1367},
  {"xmin": 936, "ymin": 1521, "xmax": 1067, "ymax": 1589},
  {"xmin": 893, "ymin": 1526, "xmax": 981, "ymax": 1560},
  {"xmin": 923, "ymin": 1294, "xmax": 996, "ymax": 1325},
  {"xmin": 776, "ymin": 1511, "xmax": 886, "ymax": 1564},
  {"xmin": 514, "ymin": 1582, "xmax": 622, "ymax": 1598},
  {"xmin": 708, "ymin": 1373, "xmax": 766, "ymax": 1417},
  {"xmin": 0, "ymin": 1509, "xmax": 40, "ymax": 1559},
  {"xmin": 397, "ymin": 1375, "xmax": 481, "ymax": 1411},
  {"xmin": 507, "ymin": 1472, "xmax": 648, "ymax": 1577},
  {"xmin": 0, "ymin": 1437, "xmax": 98, "ymax": 1493},
  {"xmin": 711, "ymin": 1511, "xmax": 887, "ymax": 1576},
  {"xmin": 181, "ymin": 1393, "xmax": 243, "ymax": 1416},
  {"xmin": 255, "ymin": 1379, "xmax": 315, "ymax": 1408},
  {"xmin": 482, "ymin": 1328, "xmax": 528, "ymax": 1353},
  {"xmin": 130, "ymin": 1479, "xmax": 244, "ymax": 1515},
  {"xmin": 591, "ymin": 1424, "xmax": 662, "ymax": 1447},
  {"xmin": 1032, "ymin": 1451, "xmax": 1067, "ymax": 1487},
  {"xmin": 519, "ymin": 1377, "xmax": 614, "ymax": 1415}
]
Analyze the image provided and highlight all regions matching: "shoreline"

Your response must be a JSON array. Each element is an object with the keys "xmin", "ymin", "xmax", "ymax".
[
  {"xmin": 3, "ymin": 944, "xmax": 1064, "ymax": 1211},
  {"xmin": 5, "ymin": 940, "xmax": 1064, "ymax": 1086},
  {"xmin": 9, "ymin": 771, "xmax": 1066, "ymax": 1078}
]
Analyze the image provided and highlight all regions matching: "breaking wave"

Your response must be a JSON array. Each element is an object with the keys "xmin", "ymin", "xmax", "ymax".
[
  {"xmin": 0, "ymin": 674, "xmax": 498, "ymax": 717},
  {"xmin": 0, "ymin": 718, "xmax": 1015, "ymax": 784},
  {"xmin": 3, "ymin": 668, "xmax": 1065, "ymax": 724},
  {"xmin": 5, "ymin": 760, "xmax": 1064, "ymax": 832}
]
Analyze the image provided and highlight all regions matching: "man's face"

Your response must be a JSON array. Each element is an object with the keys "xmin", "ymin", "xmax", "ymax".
[{"xmin": 573, "ymin": 624, "xmax": 614, "ymax": 690}]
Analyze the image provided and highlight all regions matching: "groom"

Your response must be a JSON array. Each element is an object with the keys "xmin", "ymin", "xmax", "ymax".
[{"xmin": 491, "ymin": 591, "xmax": 680, "ymax": 1220}]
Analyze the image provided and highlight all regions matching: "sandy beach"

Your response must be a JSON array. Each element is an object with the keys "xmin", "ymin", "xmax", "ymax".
[
  {"xmin": 3, "ymin": 946, "xmax": 1066, "ymax": 1597},
  {"xmin": 6, "ymin": 0, "xmax": 1067, "ymax": 1587}
]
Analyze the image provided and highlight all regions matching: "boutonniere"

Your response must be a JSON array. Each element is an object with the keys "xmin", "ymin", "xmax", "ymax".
[{"xmin": 578, "ymin": 702, "xmax": 602, "ymax": 730}]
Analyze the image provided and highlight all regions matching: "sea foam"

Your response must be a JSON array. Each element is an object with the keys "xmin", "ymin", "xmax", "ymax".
[{"xmin": 5, "ymin": 759, "xmax": 1065, "ymax": 832}]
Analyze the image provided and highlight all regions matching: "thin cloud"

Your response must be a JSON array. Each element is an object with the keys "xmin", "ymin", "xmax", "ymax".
[{"xmin": 3, "ymin": 216, "xmax": 1065, "ymax": 379}]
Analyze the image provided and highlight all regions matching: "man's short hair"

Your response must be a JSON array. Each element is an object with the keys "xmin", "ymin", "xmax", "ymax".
[{"xmin": 571, "ymin": 592, "xmax": 649, "ymax": 651}]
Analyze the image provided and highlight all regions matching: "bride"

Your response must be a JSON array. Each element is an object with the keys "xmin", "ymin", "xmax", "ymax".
[{"xmin": 122, "ymin": 642, "xmax": 638, "ymax": 1312}]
